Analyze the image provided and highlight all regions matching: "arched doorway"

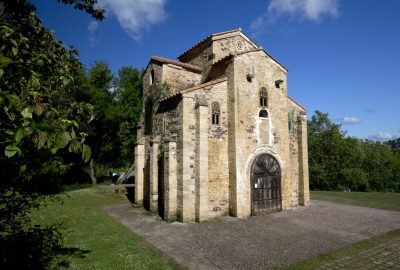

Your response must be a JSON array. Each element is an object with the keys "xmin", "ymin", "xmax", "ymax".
[{"xmin": 251, "ymin": 154, "xmax": 281, "ymax": 214}]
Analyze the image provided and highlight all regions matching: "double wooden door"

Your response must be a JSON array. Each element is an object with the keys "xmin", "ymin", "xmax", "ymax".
[{"xmin": 251, "ymin": 154, "xmax": 282, "ymax": 214}]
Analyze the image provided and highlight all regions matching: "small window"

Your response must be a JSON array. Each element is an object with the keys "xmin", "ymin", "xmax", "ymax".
[
  {"xmin": 259, "ymin": 109, "xmax": 268, "ymax": 118},
  {"xmin": 150, "ymin": 70, "xmax": 155, "ymax": 85},
  {"xmin": 211, "ymin": 102, "xmax": 220, "ymax": 125},
  {"xmin": 259, "ymin": 87, "xmax": 268, "ymax": 107},
  {"xmin": 288, "ymin": 111, "xmax": 294, "ymax": 133}
]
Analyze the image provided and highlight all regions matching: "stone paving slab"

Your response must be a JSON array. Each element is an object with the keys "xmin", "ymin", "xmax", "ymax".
[
  {"xmin": 104, "ymin": 201, "xmax": 400, "ymax": 270},
  {"xmin": 316, "ymin": 236, "xmax": 400, "ymax": 270}
]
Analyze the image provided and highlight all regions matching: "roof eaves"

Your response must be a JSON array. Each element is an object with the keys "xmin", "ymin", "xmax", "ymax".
[
  {"xmin": 151, "ymin": 55, "xmax": 202, "ymax": 73},
  {"xmin": 288, "ymin": 96, "xmax": 307, "ymax": 113}
]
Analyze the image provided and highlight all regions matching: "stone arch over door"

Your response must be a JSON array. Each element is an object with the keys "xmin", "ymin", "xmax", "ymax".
[{"xmin": 251, "ymin": 153, "xmax": 282, "ymax": 214}]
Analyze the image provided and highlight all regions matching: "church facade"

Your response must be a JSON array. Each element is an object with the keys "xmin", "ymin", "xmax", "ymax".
[{"xmin": 134, "ymin": 29, "xmax": 310, "ymax": 222}]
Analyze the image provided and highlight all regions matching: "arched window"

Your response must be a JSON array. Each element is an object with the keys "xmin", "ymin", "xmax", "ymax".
[
  {"xmin": 260, "ymin": 87, "xmax": 268, "ymax": 107},
  {"xmin": 211, "ymin": 102, "xmax": 220, "ymax": 125},
  {"xmin": 259, "ymin": 109, "xmax": 268, "ymax": 118},
  {"xmin": 150, "ymin": 70, "xmax": 155, "ymax": 85}
]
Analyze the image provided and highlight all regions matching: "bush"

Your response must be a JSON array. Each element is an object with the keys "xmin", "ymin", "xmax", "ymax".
[{"xmin": 0, "ymin": 189, "xmax": 63, "ymax": 269}]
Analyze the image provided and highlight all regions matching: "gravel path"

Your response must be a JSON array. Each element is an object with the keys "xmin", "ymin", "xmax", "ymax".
[{"xmin": 104, "ymin": 200, "xmax": 400, "ymax": 270}]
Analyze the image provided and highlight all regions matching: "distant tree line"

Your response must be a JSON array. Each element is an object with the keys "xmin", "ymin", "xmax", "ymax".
[{"xmin": 308, "ymin": 111, "xmax": 400, "ymax": 192}]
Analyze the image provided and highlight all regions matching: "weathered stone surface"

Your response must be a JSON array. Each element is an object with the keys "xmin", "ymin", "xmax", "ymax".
[{"xmin": 134, "ymin": 29, "xmax": 309, "ymax": 222}]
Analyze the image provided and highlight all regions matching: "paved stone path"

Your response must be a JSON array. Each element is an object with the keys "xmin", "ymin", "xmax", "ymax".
[
  {"xmin": 316, "ymin": 236, "xmax": 400, "ymax": 270},
  {"xmin": 104, "ymin": 201, "xmax": 400, "ymax": 270}
]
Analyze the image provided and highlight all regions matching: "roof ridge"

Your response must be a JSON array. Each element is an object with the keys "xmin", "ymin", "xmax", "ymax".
[
  {"xmin": 178, "ymin": 28, "xmax": 242, "ymax": 60},
  {"xmin": 151, "ymin": 55, "xmax": 202, "ymax": 73}
]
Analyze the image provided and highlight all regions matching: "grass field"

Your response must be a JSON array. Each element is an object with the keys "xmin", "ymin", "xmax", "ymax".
[
  {"xmin": 36, "ymin": 185, "xmax": 186, "ymax": 270},
  {"xmin": 311, "ymin": 190, "xmax": 400, "ymax": 211}
]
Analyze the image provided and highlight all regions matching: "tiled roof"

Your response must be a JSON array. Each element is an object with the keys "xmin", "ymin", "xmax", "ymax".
[
  {"xmin": 151, "ymin": 55, "xmax": 202, "ymax": 73},
  {"xmin": 160, "ymin": 76, "xmax": 228, "ymax": 102},
  {"xmin": 178, "ymin": 28, "xmax": 242, "ymax": 60}
]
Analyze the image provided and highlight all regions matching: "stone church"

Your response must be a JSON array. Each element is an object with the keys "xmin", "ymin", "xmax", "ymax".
[{"xmin": 134, "ymin": 29, "xmax": 309, "ymax": 222}]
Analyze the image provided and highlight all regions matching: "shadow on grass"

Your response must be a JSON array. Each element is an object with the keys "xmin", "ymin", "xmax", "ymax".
[{"xmin": 56, "ymin": 246, "xmax": 91, "ymax": 268}]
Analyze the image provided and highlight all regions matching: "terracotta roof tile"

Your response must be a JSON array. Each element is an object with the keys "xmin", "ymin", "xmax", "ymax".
[{"xmin": 151, "ymin": 55, "xmax": 202, "ymax": 73}]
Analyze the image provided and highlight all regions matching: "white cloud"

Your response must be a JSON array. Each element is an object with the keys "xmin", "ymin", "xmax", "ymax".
[
  {"xmin": 98, "ymin": 0, "xmax": 167, "ymax": 41},
  {"xmin": 342, "ymin": 116, "xmax": 360, "ymax": 125},
  {"xmin": 88, "ymin": 20, "xmax": 99, "ymax": 31},
  {"xmin": 251, "ymin": 0, "xmax": 339, "ymax": 33},
  {"xmin": 88, "ymin": 20, "xmax": 100, "ymax": 47},
  {"xmin": 368, "ymin": 131, "xmax": 400, "ymax": 141}
]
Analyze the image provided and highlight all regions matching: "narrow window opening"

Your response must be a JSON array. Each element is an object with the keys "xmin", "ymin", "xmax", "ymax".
[
  {"xmin": 150, "ymin": 70, "xmax": 155, "ymax": 85},
  {"xmin": 211, "ymin": 102, "xmax": 220, "ymax": 125},
  {"xmin": 144, "ymin": 97, "xmax": 153, "ymax": 134},
  {"xmin": 259, "ymin": 87, "xmax": 268, "ymax": 107},
  {"xmin": 288, "ymin": 111, "xmax": 294, "ymax": 133}
]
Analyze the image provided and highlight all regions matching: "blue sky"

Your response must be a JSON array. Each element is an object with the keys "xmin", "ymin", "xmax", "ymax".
[{"xmin": 33, "ymin": 0, "xmax": 400, "ymax": 141}]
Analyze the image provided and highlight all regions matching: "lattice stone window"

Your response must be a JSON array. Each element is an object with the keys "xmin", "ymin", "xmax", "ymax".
[
  {"xmin": 211, "ymin": 102, "xmax": 220, "ymax": 125},
  {"xmin": 260, "ymin": 87, "xmax": 268, "ymax": 107}
]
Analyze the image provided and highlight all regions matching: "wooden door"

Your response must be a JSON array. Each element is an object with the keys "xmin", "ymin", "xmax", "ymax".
[{"xmin": 251, "ymin": 154, "xmax": 281, "ymax": 214}]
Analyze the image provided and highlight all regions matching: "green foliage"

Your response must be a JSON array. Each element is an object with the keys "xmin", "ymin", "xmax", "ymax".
[
  {"xmin": 0, "ymin": 190, "xmax": 64, "ymax": 270},
  {"xmin": 0, "ymin": 0, "xmax": 103, "ymax": 268},
  {"xmin": 0, "ymin": 0, "xmax": 94, "ymax": 190},
  {"xmin": 308, "ymin": 111, "xmax": 400, "ymax": 192},
  {"xmin": 84, "ymin": 62, "xmax": 143, "ymax": 167},
  {"xmin": 115, "ymin": 66, "xmax": 143, "ymax": 162},
  {"xmin": 57, "ymin": 0, "xmax": 105, "ymax": 20}
]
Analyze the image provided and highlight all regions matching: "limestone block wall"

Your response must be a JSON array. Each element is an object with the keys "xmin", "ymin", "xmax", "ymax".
[
  {"xmin": 197, "ymin": 81, "xmax": 229, "ymax": 218},
  {"xmin": 182, "ymin": 45, "xmax": 213, "ymax": 82},
  {"xmin": 227, "ymin": 51, "xmax": 291, "ymax": 217},
  {"xmin": 162, "ymin": 64, "xmax": 201, "ymax": 91},
  {"xmin": 212, "ymin": 35, "xmax": 256, "ymax": 62}
]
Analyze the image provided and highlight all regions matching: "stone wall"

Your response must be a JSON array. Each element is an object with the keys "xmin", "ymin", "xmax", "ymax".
[
  {"xmin": 227, "ymin": 50, "xmax": 291, "ymax": 217},
  {"xmin": 136, "ymin": 30, "xmax": 309, "ymax": 222},
  {"xmin": 212, "ymin": 35, "xmax": 256, "ymax": 62},
  {"xmin": 162, "ymin": 64, "xmax": 201, "ymax": 91}
]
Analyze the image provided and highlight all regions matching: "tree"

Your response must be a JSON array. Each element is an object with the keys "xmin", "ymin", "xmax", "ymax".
[
  {"xmin": 115, "ymin": 66, "xmax": 143, "ymax": 163},
  {"xmin": 308, "ymin": 111, "xmax": 346, "ymax": 190},
  {"xmin": 0, "ymin": 0, "xmax": 104, "ymax": 268},
  {"xmin": 308, "ymin": 111, "xmax": 400, "ymax": 192}
]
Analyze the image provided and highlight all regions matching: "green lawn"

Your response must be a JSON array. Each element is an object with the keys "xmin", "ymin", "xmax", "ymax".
[
  {"xmin": 36, "ymin": 185, "xmax": 186, "ymax": 270},
  {"xmin": 311, "ymin": 190, "xmax": 400, "ymax": 211}
]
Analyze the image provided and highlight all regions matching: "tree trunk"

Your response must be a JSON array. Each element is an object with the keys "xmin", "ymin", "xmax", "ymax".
[{"xmin": 89, "ymin": 159, "xmax": 97, "ymax": 184}]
